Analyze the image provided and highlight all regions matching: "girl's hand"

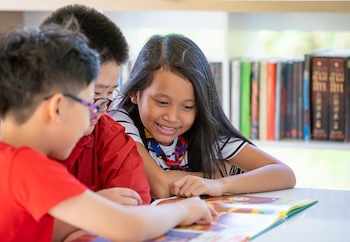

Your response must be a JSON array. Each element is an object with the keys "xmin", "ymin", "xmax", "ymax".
[
  {"xmin": 96, "ymin": 187, "xmax": 142, "ymax": 206},
  {"xmin": 175, "ymin": 197, "xmax": 217, "ymax": 226},
  {"xmin": 171, "ymin": 175, "xmax": 224, "ymax": 197}
]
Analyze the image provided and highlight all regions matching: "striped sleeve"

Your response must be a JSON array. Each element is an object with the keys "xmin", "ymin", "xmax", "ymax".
[
  {"xmin": 219, "ymin": 137, "xmax": 248, "ymax": 160},
  {"xmin": 109, "ymin": 109, "xmax": 144, "ymax": 145}
]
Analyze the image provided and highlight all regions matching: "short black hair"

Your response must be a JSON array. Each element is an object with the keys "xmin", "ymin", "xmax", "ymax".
[
  {"xmin": 0, "ymin": 20, "xmax": 100, "ymax": 124},
  {"xmin": 41, "ymin": 4, "xmax": 129, "ymax": 65}
]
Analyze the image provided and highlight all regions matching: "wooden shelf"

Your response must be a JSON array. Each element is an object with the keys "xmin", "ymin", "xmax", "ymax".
[
  {"xmin": 0, "ymin": 0, "xmax": 350, "ymax": 13},
  {"xmin": 252, "ymin": 139, "xmax": 350, "ymax": 150}
]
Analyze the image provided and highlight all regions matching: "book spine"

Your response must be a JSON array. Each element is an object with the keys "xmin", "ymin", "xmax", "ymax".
[
  {"xmin": 275, "ymin": 61, "xmax": 283, "ymax": 140},
  {"xmin": 346, "ymin": 59, "xmax": 350, "ymax": 142},
  {"xmin": 279, "ymin": 62, "xmax": 288, "ymax": 140},
  {"xmin": 240, "ymin": 61, "xmax": 252, "ymax": 138},
  {"xmin": 303, "ymin": 54, "xmax": 312, "ymax": 141},
  {"xmin": 284, "ymin": 61, "xmax": 294, "ymax": 138},
  {"xmin": 267, "ymin": 62, "xmax": 276, "ymax": 140},
  {"xmin": 328, "ymin": 57, "xmax": 346, "ymax": 141},
  {"xmin": 311, "ymin": 57, "xmax": 329, "ymax": 140},
  {"xmin": 250, "ymin": 61, "xmax": 260, "ymax": 140},
  {"xmin": 258, "ymin": 61, "xmax": 268, "ymax": 140},
  {"xmin": 230, "ymin": 59, "xmax": 241, "ymax": 129},
  {"xmin": 297, "ymin": 61, "xmax": 304, "ymax": 139},
  {"xmin": 290, "ymin": 61, "xmax": 299, "ymax": 139}
]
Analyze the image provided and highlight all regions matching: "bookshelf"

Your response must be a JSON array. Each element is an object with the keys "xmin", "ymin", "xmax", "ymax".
[{"xmin": 1, "ymin": 1, "xmax": 350, "ymax": 151}]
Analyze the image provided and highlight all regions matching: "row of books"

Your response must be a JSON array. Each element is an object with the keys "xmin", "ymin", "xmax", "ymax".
[
  {"xmin": 229, "ymin": 49, "xmax": 350, "ymax": 142},
  {"xmin": 118, "ymin": 50, "xmax": 350, "ymax": 142}
]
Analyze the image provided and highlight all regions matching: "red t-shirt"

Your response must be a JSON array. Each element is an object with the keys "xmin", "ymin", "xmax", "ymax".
[
  {"xmin": 0, "ymin": 142, "xmax": 86, "ymax": 242},
  {"xmin": 61, "ymin": 114, "xmax": 151, "ymax": 204}
]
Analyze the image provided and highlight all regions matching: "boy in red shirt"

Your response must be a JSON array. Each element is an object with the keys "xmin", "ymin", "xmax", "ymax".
[
  {"xmin": 0, "ymin": 20, "xmax": 214, "ymax": 242},
  {"xmin": 41, "ymin": 4, "xmax": 151, "ymax": 205}
]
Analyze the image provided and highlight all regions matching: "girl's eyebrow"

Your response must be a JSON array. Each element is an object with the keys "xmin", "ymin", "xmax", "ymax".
[{"xmin": 154, "ymin": 93, "xmax": 195, "ymax": 103}]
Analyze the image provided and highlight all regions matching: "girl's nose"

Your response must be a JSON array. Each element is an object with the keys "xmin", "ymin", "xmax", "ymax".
[{"xmin": 163, "ymin": 107, "xmax": 179, "ymax": 122}]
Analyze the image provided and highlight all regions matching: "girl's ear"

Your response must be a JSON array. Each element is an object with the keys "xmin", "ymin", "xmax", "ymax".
[
  {"xmin": 130, "ymin": 93, "xmax": 138, "ymax": 104},
  {"xmin": 47, "ymin": 93, "xmax": 64, "ymax": 124}
]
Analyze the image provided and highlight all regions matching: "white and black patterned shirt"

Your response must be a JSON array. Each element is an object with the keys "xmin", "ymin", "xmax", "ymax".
[{"xmin": 110, "ymin": 109, "xmax": 247, "ymax": 174}]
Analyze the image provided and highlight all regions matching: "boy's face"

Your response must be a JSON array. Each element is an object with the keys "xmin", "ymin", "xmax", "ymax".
[
  {"xmin": 51, "ymin": 82, "xmax": 95, "ymax": 160},
  {"xmin": 84, "ymin": 61, "xmax": 122, "ymax": 135},
  {"xmin": 131, "ymin": 69, "xmax": 197, "ymax": 146}
]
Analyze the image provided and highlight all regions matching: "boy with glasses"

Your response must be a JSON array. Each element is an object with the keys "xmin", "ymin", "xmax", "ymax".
[
  {"xmin": 41, "ymin": 5, "xmax": 151, "ymax": 206},
  {"xmin": 0, "ymin": 20, "xmax": 214, "ymax": 242}
]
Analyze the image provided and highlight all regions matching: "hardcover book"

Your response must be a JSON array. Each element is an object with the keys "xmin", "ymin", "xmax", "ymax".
[
  {"xmin": 274, "ymin": 61, "xmax": 284, "ymax": 140},
  {"xmin": 240, "ymin": 61, "xmax": 252, "ymax": 138},
  {"xmin": 266, "ymin": 61, "xmax": 277, "ymax": 140},
  {"xmin": 258, "ymin": 61, "xmax": 268, "ymax": 140},
  {"xmin": 297, "ymin": 61, "xmax": 305, "ymax": 139},
  {"xmin": 230, "ymin": 59, "xmax": 241, "ymax": 130},
  {"xmin": 302, "ymin": 49, "xmax": 333, "ymax": 141},
  {"xmin": 310, "ymin": 56, "xmax": 329, "ymax": 140},
  {"xmin": 283, "ymin": 60, "xmax": 294, "ymax": 138},
  {"xmin": 250, "ymin": 61, "xmax": 260, "ymax": 140},
  {"xmin": 309, "ymin": 49, "xmax": 350, "ymax": 141},
  {"xmin": 328, "ymin": 57, "xmax": 347, "ymax": 141}
]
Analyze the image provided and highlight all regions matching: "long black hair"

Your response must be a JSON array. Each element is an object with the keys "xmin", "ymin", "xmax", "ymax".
[{"xmin": 118, "ymin": 34, "xmax": 250, "ymax": 178}]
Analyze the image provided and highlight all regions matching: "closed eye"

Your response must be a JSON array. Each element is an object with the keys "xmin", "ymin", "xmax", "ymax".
[
  {"xmin": 156, "ymin": 100, "xmax": 168, "ymax": 106},
  {"xmin": 182, "ymin": 106, "xmax": 194, "ymax": 111}
]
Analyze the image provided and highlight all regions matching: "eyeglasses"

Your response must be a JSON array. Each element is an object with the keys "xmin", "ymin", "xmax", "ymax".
[
  {"xmin": 94, "ymin": 88, "xmax": 125, "ymax": 111},
  {"xmin": 94, "ymin": 97, "xmax": 116, "ymax": 111},
  {"xmin": 64, "ymin": 93, "xmax": 100, "ymax": 120},
  {"xmin": 44, "ymin": 93, "xmax": 100, "ymax": 121}
]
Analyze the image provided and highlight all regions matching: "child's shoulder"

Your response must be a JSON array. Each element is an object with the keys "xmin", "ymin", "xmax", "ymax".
[
  {"xmin": 0, "ymin": 142, "xmax": 45, "ymax": 159},
  {"xmin": 98, "ymin": 113, "xmax": 125, "ymax": 131},
  {"xmin": 95, "ymin": 113, "xmax": 130, "ymax": 141},
  {"xmin": 1, "ymin": 143, "xmax": 57, "ymax": 175}
]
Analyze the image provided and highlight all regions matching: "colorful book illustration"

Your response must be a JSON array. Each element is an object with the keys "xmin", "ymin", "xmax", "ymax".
[{"xmin": 148, "ymin": 195, "xmax": 318, "ymax": 242}]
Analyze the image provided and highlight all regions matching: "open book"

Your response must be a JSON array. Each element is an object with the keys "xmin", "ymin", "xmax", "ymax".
[{"xmin": 147, "ymin": 194, "xmax": 318, "ymax": 242}]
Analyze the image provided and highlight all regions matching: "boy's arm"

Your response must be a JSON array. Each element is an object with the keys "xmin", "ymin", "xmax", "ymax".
[
  {"xmin": 49, "ymin": 190, "xmax": 214, "ymax": 242},
  {"xmin": 136, "ymin": 142, "xmax": 203, "ymax": 199},
  {"xmin": 52, "ymin": 219, "xmax": 79, "ymax": 242},
  {"xmin": 53, "ymin": 187, "xmax": 142, "ymax": 242}
]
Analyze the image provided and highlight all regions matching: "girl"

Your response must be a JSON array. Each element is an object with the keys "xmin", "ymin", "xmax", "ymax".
[{"xmin": 111, "ymin": 34, "xmax": 296, "ymax": 199}]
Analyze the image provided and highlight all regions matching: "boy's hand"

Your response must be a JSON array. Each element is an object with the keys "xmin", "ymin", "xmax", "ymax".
[
  {"xmin": 171, "ymin": 175, "xmax": 224, "ymax": 197},
  {"xmin": 96, "ymin": 187, "xmax": 142, "ymax": 206},
  {"xmin": 176, "ymin": 197, "xmax": 217, "ymax": 226}
]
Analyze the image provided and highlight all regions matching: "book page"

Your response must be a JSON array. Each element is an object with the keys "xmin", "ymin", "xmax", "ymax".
[{"xmin": 149, "ymin": 195, "xmax": 317, "ymax": 241}]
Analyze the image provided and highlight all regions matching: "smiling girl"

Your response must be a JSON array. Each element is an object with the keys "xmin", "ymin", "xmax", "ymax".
[{"xmin": 111, "ymin": 34, "xmax": 296, "ymax": 199}]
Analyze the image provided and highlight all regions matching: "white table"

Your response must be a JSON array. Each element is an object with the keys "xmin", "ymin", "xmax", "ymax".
[
  {"xmin": 74, "ymin": 188, "xmax": 350, "ymax": 242},
  {"xmin": 251, "ymin": 188, "xmax": 350, "ymax": 242}
]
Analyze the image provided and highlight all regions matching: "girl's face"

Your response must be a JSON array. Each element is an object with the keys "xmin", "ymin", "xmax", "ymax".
[{"xmin": 132, "ymin": 69, "xmax": 197, "ymax": 146}]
